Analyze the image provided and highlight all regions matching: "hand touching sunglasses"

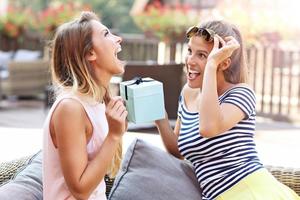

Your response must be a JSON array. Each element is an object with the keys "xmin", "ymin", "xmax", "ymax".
[{"xmin": 186, "ymin": 26, "xmax": 222, "ymax": 48}]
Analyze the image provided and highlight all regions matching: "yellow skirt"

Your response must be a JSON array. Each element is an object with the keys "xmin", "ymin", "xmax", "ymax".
[{"xmin": 215, "ymin": 168, "xmax": 300, "ymax": 200}]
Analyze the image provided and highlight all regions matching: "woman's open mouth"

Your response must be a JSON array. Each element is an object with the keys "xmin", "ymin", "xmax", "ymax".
[
  {"xmin": 115, "ymin": 46, "xmax": 122, "ymax": 59},
  {"xmin": 115, "ymin": 46, "xmax": 127, "ymax": 66},
  {"xmin": 187, "ymin": 70, "xmax": 201, "ymax": 80}
]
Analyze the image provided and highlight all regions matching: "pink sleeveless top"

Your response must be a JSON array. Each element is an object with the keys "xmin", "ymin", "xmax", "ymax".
[{"xmin": 43, "ymin": 92, "xmax": 108, "ymax": 200}]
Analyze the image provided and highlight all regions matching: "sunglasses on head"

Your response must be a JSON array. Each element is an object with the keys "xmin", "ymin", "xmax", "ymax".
[
  {"xmin": 186, "ymin": 26, "xmax": 223, "ymax": 48},
  {"xmin": 186, "ymin": 26, "xmax": 215, "ymax": 42}
]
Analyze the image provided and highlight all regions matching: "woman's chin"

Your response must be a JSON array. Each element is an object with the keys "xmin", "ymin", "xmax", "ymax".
[
  {"xmin": 117, "ymin": 67, "xmax": 125, "ymax": 75},
  {"xmin": 116, "ymin": 60, "xmax": 126, "ymax": 74}
]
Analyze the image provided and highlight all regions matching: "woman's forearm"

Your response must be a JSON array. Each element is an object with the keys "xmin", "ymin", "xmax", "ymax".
[
  {"xmin": 199, "ymin": 65, "xmax": 222, "ymax": 137},
  {"xmin": 155, "ymin": 118, "xmax": 182, "ymax": 158},
  {"xmin": 69, "ymin": 134, "xmax": 120, "ymax": 199}
]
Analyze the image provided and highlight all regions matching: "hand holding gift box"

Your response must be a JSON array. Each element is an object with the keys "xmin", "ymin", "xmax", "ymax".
[{"xmin": 120, "ymin": 77, "xmax": 165, "ymax": 123}]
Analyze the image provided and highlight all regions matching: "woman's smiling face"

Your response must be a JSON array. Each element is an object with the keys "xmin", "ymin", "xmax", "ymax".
[
  {"xmin": 90, "ymin": 20, "xmax": 125, "ymax": 75},
  {"xmin": 185, "ymin": 36, "xmax": 214, "ymax": 89}
]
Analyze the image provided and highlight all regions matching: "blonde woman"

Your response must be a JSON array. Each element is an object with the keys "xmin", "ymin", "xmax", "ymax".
[{"xmin": 43, "ymin": 11, "xmax": 127, "ymax": 200}]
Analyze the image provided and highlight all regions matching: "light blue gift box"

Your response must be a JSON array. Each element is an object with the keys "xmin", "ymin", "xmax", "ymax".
[{"xmin": 120, "ymin": 77, "xmax": 165, "ymax": 123}]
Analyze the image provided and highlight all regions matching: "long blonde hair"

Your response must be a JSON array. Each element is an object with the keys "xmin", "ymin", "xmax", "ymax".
[
  {"xmin": 199, "ymin": 20, "xmax": 248, "ymax": 84},
  {"xmin": 51, "ymin": 11, "xmax": 122, "ymax": 178}
]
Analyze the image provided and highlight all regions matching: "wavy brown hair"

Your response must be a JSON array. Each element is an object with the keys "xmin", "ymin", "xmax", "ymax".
[
  {"xmin": 51, "ymin": 11, "xmax": 121, "ymax": 178},
  {"xmin": 199, "ymin": 20, "xmax": 248, "ymax": 84}
]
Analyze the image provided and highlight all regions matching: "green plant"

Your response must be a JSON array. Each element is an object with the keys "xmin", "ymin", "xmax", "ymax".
[
  {"xmin": 87, "ymin": 0, "xmax": 140, "ymax": 33},
  {"xmin": 133, "ymin": 1, "xmax": 197, "ymax": 42},
  {"xmin": 38, "ymin": 1, "xmax": 90, "ymax": 39}
]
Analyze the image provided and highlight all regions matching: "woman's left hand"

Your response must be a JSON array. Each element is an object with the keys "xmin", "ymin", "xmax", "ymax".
[{"xmin": 206, "ymin": 35, "xmax": 240, "ymax": 69}]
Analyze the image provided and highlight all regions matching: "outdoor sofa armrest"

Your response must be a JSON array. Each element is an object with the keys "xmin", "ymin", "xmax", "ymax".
[{"xmin": 265, "ymin": 165, "xmax": 300, "ymax": 196}]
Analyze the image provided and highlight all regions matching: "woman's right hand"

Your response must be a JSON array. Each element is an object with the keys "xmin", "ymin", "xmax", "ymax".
[{"xmin": 105, "ymin": 96, "xmax": 128, "ymax": 140}]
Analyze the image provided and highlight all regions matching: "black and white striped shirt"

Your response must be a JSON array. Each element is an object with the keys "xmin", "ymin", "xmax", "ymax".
[{"xmin": 178, "ymin": 86, "xmax": 263, "ymax": 200}]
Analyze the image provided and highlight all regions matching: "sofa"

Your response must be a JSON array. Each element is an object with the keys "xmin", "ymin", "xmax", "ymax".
[
  {"xmin": 0, "ymin": 49, "xmax": 50, "ymax": 99},
  {"xmin": 0, "ymin": 138, "xmax": 299, "ymax": 199},
  {"xmin": 0, "ymin": 151, "xmax": 114, "ymax": 199}
]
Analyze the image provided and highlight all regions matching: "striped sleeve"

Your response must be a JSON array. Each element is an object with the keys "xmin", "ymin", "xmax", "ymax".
[
  {"xmin": 177, "ymin": 94, "xmax": 183, "ymax": 119},
  {"xmin": 222, "ymin": 87, "xmax": 256, "ymax": 119}
]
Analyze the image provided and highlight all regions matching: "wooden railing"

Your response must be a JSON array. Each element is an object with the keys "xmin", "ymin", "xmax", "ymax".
[
  {"xmin": 119, "ymin": 34, "xmax": 159, "ymax": 62},
  {"xmin": 247, "ymin": 45, "xmax": 300, "ymax": 122}
]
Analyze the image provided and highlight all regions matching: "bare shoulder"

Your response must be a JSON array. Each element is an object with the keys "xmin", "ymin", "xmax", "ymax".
[
  {"xmin": 53, "ymin": 98, "xmax": 85, "ymax": 119},
  {"xmin": 51, "ymin": 98, "xmax": 87, "ymax": 130},
  {"xmin": 49, "ymin": 98, "xmax": 89, "ymax": 149}
]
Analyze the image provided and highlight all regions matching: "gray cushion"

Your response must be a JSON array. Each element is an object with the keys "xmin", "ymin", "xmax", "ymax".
[
  {"xmin": 0, "ymin": 151, "xmax": 43, "ymax": 200},
  {"xmin": 109, "ymin": 139, "xmax": 202, "ymax": 200}
]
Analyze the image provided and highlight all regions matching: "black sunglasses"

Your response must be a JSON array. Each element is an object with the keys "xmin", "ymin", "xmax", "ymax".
[{"xmin": 186, "ymin": 26, "xmax": 215, "ymax": 42}]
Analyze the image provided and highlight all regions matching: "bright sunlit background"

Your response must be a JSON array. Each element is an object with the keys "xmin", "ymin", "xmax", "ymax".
[{"xmin": 0, "ymin": 0, "xmax": 300, "ymax": 122}]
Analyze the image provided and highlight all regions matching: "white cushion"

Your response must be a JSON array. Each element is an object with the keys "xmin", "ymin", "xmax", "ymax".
[
  {"xmin": 0, "ymin": 51, "xmax": 13, "ymax": 70},
  {"xmin": 13, "ymin": 50, "xmax": 41, "ymax": 61}
]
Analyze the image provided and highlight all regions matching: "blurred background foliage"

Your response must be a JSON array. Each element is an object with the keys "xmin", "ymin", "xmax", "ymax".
[
  {"xmin": 133, "ymin": 1, "xmax": 197, "ymax": 42},
  {"xmin": 0, "ymin": 0, "xmax": 141, "ymax": 41},
  {"xmin": 84, "ymin": 0, "xmax": 141, "ymax": 33},
  {"xmin": 1, "ymin": 0, "xmax": 300, "ymax": 45}
]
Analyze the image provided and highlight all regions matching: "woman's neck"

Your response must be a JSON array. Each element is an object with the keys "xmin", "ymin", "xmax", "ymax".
[
  {"xmin": 94, "ymin": 67, "xmax": 112, "ymax": 88},
  {"xmin": 217, "ymin": 81, "xmax": 235, "ymax": 97}
]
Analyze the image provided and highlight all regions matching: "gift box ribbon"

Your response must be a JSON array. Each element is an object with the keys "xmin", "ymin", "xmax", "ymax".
[{"xmin": 124, "ymin": 77, "xmax": 154, "ymax": 100}]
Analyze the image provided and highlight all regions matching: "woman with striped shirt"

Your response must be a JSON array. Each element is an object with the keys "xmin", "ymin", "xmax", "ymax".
[{"xmin": 155, "ymin": 20, "xmax": 300, "ymax": 200}]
